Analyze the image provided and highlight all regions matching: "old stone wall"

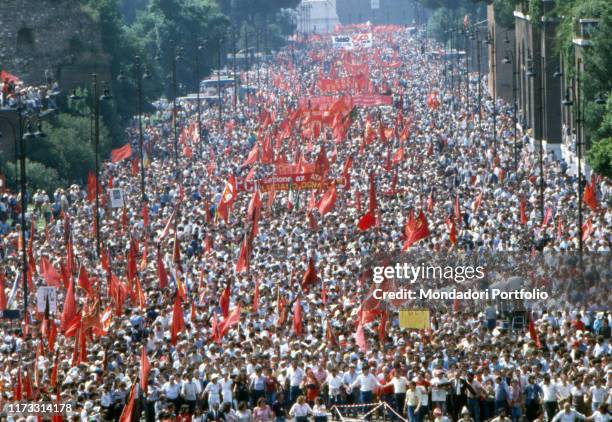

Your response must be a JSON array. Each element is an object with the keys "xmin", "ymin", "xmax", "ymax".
[{"xmin": 0, "ymin": 0, "xmax": 110, "ymax": 87}]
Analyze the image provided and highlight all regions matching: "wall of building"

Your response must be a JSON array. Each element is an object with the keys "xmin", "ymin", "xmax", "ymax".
[{"xmin": 0, "ymin": 0, "xmax": 110, "ymax": 87}]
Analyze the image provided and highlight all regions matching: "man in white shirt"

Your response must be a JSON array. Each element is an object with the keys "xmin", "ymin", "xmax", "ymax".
[
  {"xmin": 350, "ymin": 366, "xmax": 381, "ymax": 420},
  {"xmin": 326, "ymin": 367, "xmax": 344, "ymax": 408},
  {"xmin": 542, "ymin": 374, "xmax": 560, "ymax": 421},
  {"xmin": 204, "ymin": 374, "xmax": 222, "ymax": 409},
  {"xmin": 181, "ymin": 373, "xmax": 200, "ymax": 413},
  {"xmin": 551, "ymin": 402, "xmax": 586, "ymax": 422},
  {"xmin": 382, "ymin": 369, "xmax": 409, "ymax": 418},
  {"xmin": 162, "ymin": 374, "xmax": 182, "ymax": 412},
  {"xmin": 287, "ymin": 360, "xmax": 305, "ymax": 405}
]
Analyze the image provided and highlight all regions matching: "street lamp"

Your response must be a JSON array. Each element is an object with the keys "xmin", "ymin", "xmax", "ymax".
[
  {"xmin": 503, "ymin": 50, "xmax": 520, "ymax": 172},
  {"xmin": 0, "ymin": 100, "xmax": 48, "ymax": 318},
  {"xmin": 484, "ymin": 30, "xmax": 497, "ymax": 147},
  {"xmin": 69, "ymin": 74, "xmax": 112, "ymax": 257},
  {"xmin": 164, "ymin": 45, "xmax": 184, "ymax": 173},
  {"xmin": 118, "ymin": 56, "xmax": 151, "ymax": 203},
  {"xmin": 526, "ymin": 59, "xmax": 545, "ymax": 222}
]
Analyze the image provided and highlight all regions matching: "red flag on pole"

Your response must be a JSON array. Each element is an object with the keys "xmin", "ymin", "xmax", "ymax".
[
  {"xmin": 157, "ymin": 247, "xmax": 168, "ymax": 289},
  {"xmin": 528, "ymin": 312, "xmax": 541, "ymax": 348},
  {"xmin": 519, "ymin": 198, "xmax": 527, "ymax": 225},
  {"xmin": 253, "ymin": 278, "xmax": 260, "ymax": 313},
  {"xmin": 111, "ymin": 144, "xmax": 133, "ymax": 163},
  {"xmin": 170, "ymin": 294, "xmax": 185, "ymax": 345},
  {"xmin": 292, "ymin": 300, "xmax": 302, "ymax": 337},
  {"xmin": 119, "ymin": 384, "xmax": 137, "ymax": 422},
  {"xmin": 140, "ymin": 346, "xmax": 150, "ymax": 393},
  {"xmin": 301, "ymin": 257, "xmax": 318, "ymax": 291},
  {"xmin": 317, "ymin": 183, "xmax": 337, "ymax": 216},
  {"xmin": 219, "ymin": 286, "xmax": 230, "ymax": 318},
  {"xmin": 403, "ymin": 211, "xmax": 430, "ymax": 250},
  {"xmin": 60, "ymin": 278, "xmax": 77, "ymax": 331},
  {"xmin": 0, "ymin": 272, "xmax": 6, "ymax": 310},
  {"xmin": 39, "ymin": 256, "xmax": 62, "ymax": 287}
]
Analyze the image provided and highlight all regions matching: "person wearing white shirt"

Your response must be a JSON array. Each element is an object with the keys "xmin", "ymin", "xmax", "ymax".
[
  {"xmin": 590, "ymin": 379, "xmax": 608, "ymax": 414},
  {"xmin": 205, "ymin": 375, "xmax": 222, "ymax": 408},
  {"xmin": 542, "ymin": 375, "xmax": 560, "ymax": 421},
  {"xmin": 181, "ymin": 374, "xmax": 200, "ymax": 413},
  {"xmin": 383, "ymin": 372, "xmax": 410, "ymax": 418},
  {"xmin": 221, "ymin": 375, "xmax": 234, "ymax": 406},
  {"xmin": 350, "ymin": 366, "xmax": 381, "ymax": 419},
  {"xmin": 162, "ymin": 375, "xmax": 182, "ymax": 412},
  {"xmin": 289, "ymin": 395, "xmax": 312, "ymax": 422},
  {"xmin": 287, "ymin": 360, "xmax": 305, "ymax": 405},
  {"xmin": 326, "ymin": 367, "xmax": 344, "ymax": 407},
  {"xmin": 551, "ymin": 402, "xmax": 586, "ymax": 422},
  {"xmin": 585, "ymin": 404, "xmax": 610, "ymax": 422}
]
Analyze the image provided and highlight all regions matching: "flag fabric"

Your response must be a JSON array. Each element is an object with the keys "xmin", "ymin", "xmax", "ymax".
[
  {"xmin": 218, "ymin": 305, "xmax": 241, "ymax": 339},
  {"xmin": 317, "ymin": 183, "xmax": 337, "ymax": 216},
  {"xmin": 119, "ymin": 384, "xmax": 137, "ymax": 422},
  {"xmin": 219, "ymin": 286, "xmax": 230, "ymax": 318},
  {"xmin": 253, "ymin": 278, "xmax": 260, "ymax": 314},
  {"xmin": 520, "ymin": 198, "xmax": 527, "ymax": 225},
  {"xmin": 170, "ymin": 294, "xmax": 185, "ymax": 345},
  {"xmin": 60, "ymin": 278, "xmax": 77, "ymax": 331},
  {"xmin": 77, "ymin": 265, "xmax": 94, "ymax": 297},
  {"xmin": 542, "ymin": 207, "xmax": 553, "ymax": 227},
  {"xmin": 111, "ymin": 144, "xmax": 133, "ymax": 163},
  {"xmin": 301, "ymin": 257, "xmax": 318, "ymax": 291},
  {"xmin": 39, "ymin": 256, "xmax": 62, "ymax": 287},
  {"xmin": 583, "ymin": 181, "xmax": 598, "ymax": 211},
  {"xmin": 140, "ymin": 346, "xmax": 150, "ymax": 393},
  {"xmin": 355, "ymin": 322, "xmax": 367, "ymax": 352},
  {"xmin": 403, "ymin": 211, "xmax": 430, "ymax": 250},
  {"xmin": 357, "ymin": 211, "xmax": 376, "ymax": 231},
  {"xmin": 292, "ymin": 300, "xmax": 302, "ymax": 337},
  {"xmin": 582, "ymin": 218, "xmax": 593, "ymax": 241},
  {"xmin": 528, "ymin": 312, "xmax": 541, "ymax": 348},
  {"xmin": 0, "ymin": 272, "xmax": 6, "ymax": 310}
]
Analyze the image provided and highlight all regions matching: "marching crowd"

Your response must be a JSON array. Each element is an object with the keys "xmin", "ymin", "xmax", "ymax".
[{"xmin": 0, "ymin": 22, "xmax": 610, "ymax": 422}]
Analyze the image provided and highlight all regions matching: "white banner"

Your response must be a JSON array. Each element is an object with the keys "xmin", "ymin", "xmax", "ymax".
[
  {"xmin": 109, "ymin": 188, "xmax": 125, "ymax": 208},
  {"xmin": 332, "ymin": 33, "xmax": 373, "ymax": 50},
  {"xmin": 371, "ymin": 0, "xmax": 380, "ymax": 9},
  {"xmin": 332, "ymin": 35, "xmax": 353, "ymax": 49}
]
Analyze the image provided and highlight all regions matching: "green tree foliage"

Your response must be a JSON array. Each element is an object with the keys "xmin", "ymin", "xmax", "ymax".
[
  {"xmin": 4, "ymin": 159, "xmax": 63, "ymax": 195},
  {"xmin": 494, "ymin": 0, "xmax": 515, "ymax": 29},
  {"xmin": 587, "ymin": 138, "xmax": 612, "ymax": 179}
]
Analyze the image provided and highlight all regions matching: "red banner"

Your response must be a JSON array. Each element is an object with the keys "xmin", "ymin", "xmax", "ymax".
[
  {"xmin": 298, "ymin": 94, "xmax": 392, "ymax": 109},
  {"xmin": 237, "ymin": 173, "xmax": 346, "ymax": 193}
]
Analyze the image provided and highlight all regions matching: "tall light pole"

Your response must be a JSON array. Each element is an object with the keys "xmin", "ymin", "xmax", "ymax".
[
  {"xmin": 118, "ymin": 56, "xmax": 151, "ymax": 202},
  {"xmin": 169, "ymin": 44, "xmax": 184, "ymax": 172},
  {"xmin": 503, "ymin": 51, "xmax": 519, "ymax": 172},
  {"xmin": 195, "ymin": 41, "xmax": 205, "ymax": 159},
  {"xmin": 0, "ymin": 100, "xmax": 49, "ymax": 318}
]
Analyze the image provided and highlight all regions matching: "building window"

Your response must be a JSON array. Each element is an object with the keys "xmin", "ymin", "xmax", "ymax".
[{"xmin": 17, "ymin": 28, "xmax": 34, "ymax": 49}]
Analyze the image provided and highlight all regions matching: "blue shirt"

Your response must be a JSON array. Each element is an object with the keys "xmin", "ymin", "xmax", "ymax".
[{"xmin": 524, "ymin": 384, "xmax": 542, "ymax": 403}]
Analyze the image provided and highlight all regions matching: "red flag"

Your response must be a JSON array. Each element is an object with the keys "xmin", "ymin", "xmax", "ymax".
[
  {"xmin": 317, "ymin": 183, "xmax": 337, "ymax": 216},
  {"xmin": 542, "ymin": 207, "xmax": 553, "ymax": 227},
  {"xmin": 528, "ymin": 312, "xmax": 541, "ymax": 348},
  {"xmin": 235, "ymin": 237, "xmax": 251, "ymax": 273},
  {"xmin": 1, "ymin": 69, "xmax": 21, "ymax": 84},
  {"xmin": 307, "ymin": 211, "xmax": 318, "ymax": 230},
  {"xmin": 355, "ymin": 322, "xmax": 367, "ymax": 352},
  {"xmin": 242, "ymin": 144, "xmax": 259, "ymax": 166},
  {"xmin": 14, "ymin": 368, "xmax": 22, "ymax": 400},
  {"xmin": 582, "ymin": 218, "xmax": 593, "ymax": 241},
  {"xmin": 218, "ymin": 305, "xmax": 241, "ymax": 340},
  {"xmin": 378, "ymin": 311, "xmax": 387, "ymax": 342},
  {"xmin": 583, "ymin": 181, "xmax": 598, "ymax": 211},
  {"xmin": 140, "ymin": 346, "xmax": 150, "ymax": 394},
  {"xmin": 39, "ymin": 256, "xmax": 62, "ymax": 287},
  {"xmin": 219, "ymin": 286, "xmax": 230, "ymax": 318},
  {"xmin": 472, "ymin": 192, "xmax": 483, "ymax": 212},
  {"xmin": 157, "ymin": 247, "xmax": 168, "ymax": 289},
  {"xmin": 170, "ymin": 294, "xmax": 185, "ymax": 345},
  {"xmin": 301, "ymin": 257, "xmax": 318, "ymax": 291},
  {"xmin": 520, "ymin": 198, "xmax": 527, "ymax": 225},
  {"xmin": 0, "ymin": 272, "xmax": 6, "ymax": 310},
  {"xmin": 403, "ymin": 211, "xmax": 429, "ymax": 250},
  {"xmin": 119, "ymin": 384, "xmax": 137, "ymax": 422},
  {"xmin": 292, "ymin": 300, "xmax": 302, "ymax": 337},
  {"xmin": 427, "ymin": 192, "xmax": 435, "ymax": 213},
  {"xmin": 50, "ymin": 353, "xmax": 59, "ymax": 387},
  {"xmin": 86, "ymin": 171, "xmax": 97, "ymax": 202},
  {"xmin": 60, "ymin": 278, "xmax": 77, "ymax": 331},
  {"xmin": 448, "ymin": 216, "xmax": 457, "ymax": 245},
  {"xmin": 142, "ymin": 203, "xmax": 149, "ymax": 229},
  {"xmin": 77, "ymin": 266, "xmax": 94, "ymax": 297},
  {"xmin": 111, "ymin": 144, "xmax": 132, "ymax": 163},
  {"xmin": 392, "ymin": 146, "xmax": 404, "ymax": 164},
  {"xmin": 357, "ymin": 211, "xmax": 376, "ymax": 231},
  {"xmin": 454, "ymin": 194, "xmax": 461, "ymax": 223}
]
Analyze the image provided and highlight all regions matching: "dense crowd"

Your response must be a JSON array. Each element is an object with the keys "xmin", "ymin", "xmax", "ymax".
[{"xmin": 0, "ymin": 24, "xmax": 610, "ymax": 422}]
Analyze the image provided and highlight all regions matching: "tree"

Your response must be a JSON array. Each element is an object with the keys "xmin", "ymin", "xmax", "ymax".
[{"xmin": 4, "ymin": 159, "xmax": 64, "ymax": 195}]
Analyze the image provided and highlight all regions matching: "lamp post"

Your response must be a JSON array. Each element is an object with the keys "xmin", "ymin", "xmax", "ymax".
[
  {"xmin": 195, "ymin": 42, "xmax": 205, "ymax": 158},
  {"xmin": 118, "ymin": 56, "xmax": 151, "ymax": 202},
  {"xmin": 526, "ymin": 57, "xmax": 545, "ymax": 221},
  {"xmin": 170, "ymin": 45, "xmax": 184, "ymax": 172},
  {"xmin": 485, "ymin": 31, "xmax": 496, "ymax": 147},
  {"xmin": 503, "ymin": 50, "xmax": 519, "ymax": 172},
  {"xmin": 0, "ymin": 101, "xmax": 48, "ymax": 318},
  {"xmin": 217, "ymin": 34, "xmax": 224, "ymax": 126},
  {"xmin": 69, "ymin": 75, "xmax": 112, "ymax": 257}
]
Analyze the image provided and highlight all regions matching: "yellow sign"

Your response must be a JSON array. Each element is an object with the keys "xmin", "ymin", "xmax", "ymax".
[{"xmin": 399, "ymin": 309, "xmax": 430, "ymax": 329}]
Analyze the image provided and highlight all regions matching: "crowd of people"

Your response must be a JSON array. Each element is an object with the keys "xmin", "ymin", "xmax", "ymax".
[{"xmin": 0, "ymin": 23, "xmax": 610, "ymax": 422}]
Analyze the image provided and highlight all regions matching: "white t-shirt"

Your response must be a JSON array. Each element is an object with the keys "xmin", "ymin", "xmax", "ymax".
[{"xmin": 390, "ymin": 377, "xmax": 409, "ymax": 394}]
